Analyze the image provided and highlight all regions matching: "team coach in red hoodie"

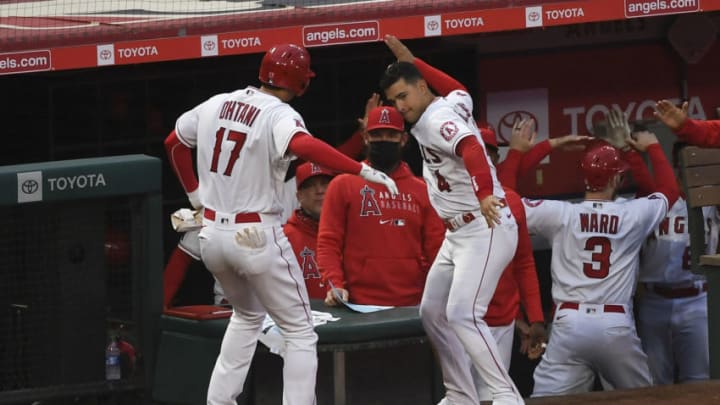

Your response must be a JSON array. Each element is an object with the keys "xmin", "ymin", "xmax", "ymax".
[
  {"xmin": 317, "ymin": 106, "xmax": 445, "ymax": 307},
  {"xmin": 283, "ymin": 162, "xmax": 337, "ymax": 300}
]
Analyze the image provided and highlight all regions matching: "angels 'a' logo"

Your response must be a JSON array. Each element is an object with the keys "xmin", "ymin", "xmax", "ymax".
[
  {"xmin": 379, "ymin": 108, "xmax": 391, "ymax": 124},
  {"xmin": 310, "ymin": 163, "xmax": 322, "ymax": 174},
  {"xmin": 299, "ymin": 247, "xmax": 321, "ymax": 279},
  {"xmin": 294, "ymin": 119, "xmax": 306, "ymax": 129},
  {"xmin": 440, "ymin": 121, "xmax": 459, "ymax": 141},
  {"xmin": 522, "ymin": 198, "xmax": 544, "ymax": 207},
  {"xmin": 359, "ymin": 185, "xmax": 382, "ymax": 216}
]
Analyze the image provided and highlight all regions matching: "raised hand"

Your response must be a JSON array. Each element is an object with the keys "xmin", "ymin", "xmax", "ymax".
[
  {"xmin": 384, "ymin": 34, "xmax": 415, "ymax": 63},
  {"xmin": 605, "ymin": 108, "xmax": 632, "ymax": 150},
  {"xmin": 654, "ymin": 99, "xmax": 689, "ymax": 131},
  {"xmin": 626, "ymin": 130, "xmax": 659, "ymax": 152},
  {"xmin": 509, "ymin": 118, "xmax": 537, "ymax": 153},
  {"xmin": 357, "ymin": 93, "xmax": 382, "ymax": 131}
]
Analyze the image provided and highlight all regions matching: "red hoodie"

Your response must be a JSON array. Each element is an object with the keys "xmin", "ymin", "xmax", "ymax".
[
  {"xmin": 317, "ymin": 162, "xmax": 445, "ymax": 306},
  {"xmin": 283, "ymin": 209, "xmax": 327, "ymax": 300},
  {"xmin": 677, "ymin": 118, "xmax": 720, "ymax": 148},
  {"xmin": 485, "ymin": 188, "xmax": 544, "ymax": 326}
]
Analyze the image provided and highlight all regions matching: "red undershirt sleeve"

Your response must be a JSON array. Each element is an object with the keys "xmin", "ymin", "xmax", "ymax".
[
  {"xmin": 164, "ymin": 130, "xmax": 198, "ymax": 193},
  {"xmin": 456, "ymin": 136, "xmax": 494, "ymax": 203},
  {"xmin": 287, "ymin": 133, "xmax": 363, "ymax": 174},
  {"xmin": 413, "ymin": 58, "xmax": 467, "ymax": 96}
]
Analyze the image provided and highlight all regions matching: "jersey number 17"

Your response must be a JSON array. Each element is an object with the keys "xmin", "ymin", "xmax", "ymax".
[{"xmin": 211, "ymin": 127, "xmax": 247, "ymax": 176}]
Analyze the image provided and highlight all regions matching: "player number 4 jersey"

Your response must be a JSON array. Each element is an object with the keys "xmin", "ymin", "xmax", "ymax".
[
  {"xmin": 175, "ymin": 86, "xmax": 308, "ymax": 214},
  {"xmin": 523, "ymin": 194, "xmax": 669, "ymax": 304},
  {"xmin": 411, "ymin": 90, "xmax": 504, "ymax": 220}
]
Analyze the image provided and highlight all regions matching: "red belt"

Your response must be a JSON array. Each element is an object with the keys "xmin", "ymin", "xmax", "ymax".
[
  {"xmin": 648, "ymin": 282, "xmax": 707, "ymax": 299},
  {"xmin": 557, "ymin": 302, "xmax": 625, "ymax": 314},
  {"xmin": 204, "ymin": 208, "xmax": 261, "ymax": 224},
  {"xmin": 444, "ymin": 213, "xmax": 476, "ymax": 232}
]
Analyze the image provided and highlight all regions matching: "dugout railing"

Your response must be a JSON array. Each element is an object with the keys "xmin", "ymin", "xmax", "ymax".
[{"xmin": 0, "ymin": 155, "xmax": 163, "ymax": 404}]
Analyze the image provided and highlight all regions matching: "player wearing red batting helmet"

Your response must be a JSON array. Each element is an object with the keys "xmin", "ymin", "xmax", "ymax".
[
  {"xmin": 259, "ymin": 44, "xmax": 315, "ymax": 96},
  {"xmin": 165, "ymin": 42, "xmax": 398, "ymax": 405},
  {"xmin": 524, "ymin": 115, "xmax": 680, "ymax": 397},
  {"xmin": 580, "ymin": 141, "xmax": 630, "ymax": 192}
]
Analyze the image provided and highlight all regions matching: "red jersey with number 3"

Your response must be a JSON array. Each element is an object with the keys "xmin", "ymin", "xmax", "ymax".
[
  {"xmin": 174, "ymin": 86, "xmax": 308, "ymax": 213},
  {"xmin": 523, "ymin": 194, "xmax": 668, "ymax": 304}
]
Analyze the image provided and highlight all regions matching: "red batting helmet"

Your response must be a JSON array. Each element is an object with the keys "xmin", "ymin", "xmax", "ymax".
[
  {"xmin": 581, "ymin": 142, "xmax": 630, "ymax": 192},
  {"xmin": 259, "ymin": 44, "xmax": 315, "ymax": 96}
]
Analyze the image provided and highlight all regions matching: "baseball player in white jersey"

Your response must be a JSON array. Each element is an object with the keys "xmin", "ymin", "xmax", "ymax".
[
  {"xmin": 523, "ymin": 131, "xmax": 680, "ymax": 396},
  {"xmin": 636, "ymin": 142, "xmax": 710, "ymax": 384},
  {"xmin": 164, "ymin": 43, "xmax": 397, "ymax": 405},
  {"xmin": 380, "ymin": 53, "xmax": 522, "ymax": 404}
]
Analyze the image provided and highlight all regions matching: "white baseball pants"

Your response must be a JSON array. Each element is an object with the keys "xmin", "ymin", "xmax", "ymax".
[
  {"xmin": 199, "ymin": 214, "xmax": 317, "ymax": 405},
  {"xmin": 421, "ymin": 219, "xmax": 522, "ymax": 405},
  {"xmin": 637, "ymin": 289, "xmax": 709, "ymax": 384}
]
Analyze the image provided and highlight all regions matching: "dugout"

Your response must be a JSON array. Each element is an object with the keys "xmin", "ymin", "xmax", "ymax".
[
  {"xmin": 2, "ymin": 0, "xmax": 720, "ymax": 402},
  {"xmin": 0, "ymin": 155, "xmax": 163, "ymax": 404}
]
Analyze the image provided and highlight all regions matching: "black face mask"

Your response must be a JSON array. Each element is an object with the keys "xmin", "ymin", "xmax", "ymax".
[{"xmin": 368, "ymin": 141, "xmax": 402, "ymax": 173}]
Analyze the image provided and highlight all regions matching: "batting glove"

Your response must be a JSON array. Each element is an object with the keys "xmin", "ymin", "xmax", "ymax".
[{"xmin": 358, "ymin": 162, "xmax": 399, "ymax": 196}]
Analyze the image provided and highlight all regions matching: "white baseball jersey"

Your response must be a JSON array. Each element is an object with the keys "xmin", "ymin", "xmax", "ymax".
[
  {"xmin": 411, "ymin": 90, "xmax": 505, "ymax": 220},
  {"xmin": 175, "ymin": 86, "xmax": 307, "ymax": 215},
  {"xmin": 639, "ymin": 198, "xmax": 708, "ymax": 284},
  {"xmin": 524, "ymin": 194, "xmax": 669, "ymax": 304}
]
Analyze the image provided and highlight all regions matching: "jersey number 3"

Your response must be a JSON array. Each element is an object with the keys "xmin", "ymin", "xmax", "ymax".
[
  {"xmin": 211, "ymin": 127, "xmax": 247, "ymax": 176},
  {"xmin": 583, "ymin": 236, "xmax": 611, "ymax": 279}
]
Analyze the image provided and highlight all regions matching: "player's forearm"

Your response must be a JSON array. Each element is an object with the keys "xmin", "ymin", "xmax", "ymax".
[
  {"xmin": 677, "ymin": 119, "xmax": 720, "ymax": 148},
  {"xmin": 316, "ymin": 185, "xmax": 349, "ymax": 289},
  {"xmin": 413, "ymin": 58, "xmax": 467, "ymax": 96},
  {"xmin": 457, "ymin": 136, "xmax": 494, "ymax": 202},
  {"xmin": 622, "ymin": 149, "xmax": 655, "ymax": 197},
  {"xmin": 647, "ymin": 143, "xmax": 680, "ymax": 207},
  {"xmin": 520, "ymin": 140, "xmax": 552, "ymax": 176},
  {"xmin": 288, "ymin": 133, "xmax": 362, "ymax": 174},
  {"xmin": 316, "ymin": 234, "xmax": 345, "ymax": 288},
  {"xmin": 336, "ymin": 130, "xmax": 365, "ymax": 160},
  {"xmin": 164, "ymin": 130, "xmax": 199, "ymax": 193}
]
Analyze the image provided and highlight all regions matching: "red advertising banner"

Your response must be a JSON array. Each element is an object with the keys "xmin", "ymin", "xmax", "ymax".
[
  {"xmin": 478, "ymin": 43, "xmax": 720, "ymax": 197},
  {"xmin": 0, "ymin": 0, "xmax": 717, "ymax": 76},
  {"xmin": 0, "ymin": 50, "xmax": 51, "ymax": 75}
]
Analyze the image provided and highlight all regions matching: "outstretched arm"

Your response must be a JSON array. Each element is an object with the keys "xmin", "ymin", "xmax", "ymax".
[
  {"xmin": 621, "ymin": 147, "xmax": 655, "ymax": 197},
  {"xmin": 288, "ymin": 133, "xmax": 398, "ymax": 195},
  {"xmin": 627, "ymin": 131, "xmax": 679, "ymax": 206},
  {"xmin": 656, "ymin": 99, "xmax": 720, "ymax": 148},
  {"xmin": 384, "ymin": 34, "xmax": 467, "ymax": 96}
]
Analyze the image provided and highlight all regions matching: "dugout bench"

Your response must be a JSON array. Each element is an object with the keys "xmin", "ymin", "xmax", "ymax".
[
  {"xmin": 679, "ymin": 145, "xmax": 720, "ymax": 378},
  {"xmin": 153, "ymin": 300, "xmax": 442, "ymax": 405}
]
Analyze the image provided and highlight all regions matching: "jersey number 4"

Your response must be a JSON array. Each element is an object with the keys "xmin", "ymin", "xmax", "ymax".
[
  {"xmin": 211, "ymin": 127, "xmax": 247, "ymax": 176},
  {"xmin": 583, "ymin": 236, "xmax": 611, "ymax": 279}
]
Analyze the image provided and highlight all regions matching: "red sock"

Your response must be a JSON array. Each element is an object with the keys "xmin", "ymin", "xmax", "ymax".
[{"xmin": 163, "ymin": 247, "xmax": 194, "ymax": 308}]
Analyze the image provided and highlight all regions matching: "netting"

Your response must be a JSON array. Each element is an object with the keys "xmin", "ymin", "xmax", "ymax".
[
  {"xmin": 0, "ymin": 0, "xmax": 466, "ymax": 52},
  {"xmin": 0, "ymin": 197, "xmax": 138, "ymax": 390}
]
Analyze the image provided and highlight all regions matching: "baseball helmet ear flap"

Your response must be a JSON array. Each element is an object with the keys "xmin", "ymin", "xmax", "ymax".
[
  {"xmin": 259, "ymin": 44, "xmax": 315, "ymax": 96},
  {"xmin": 581, "ymin": 142, "xmax": 630, "ymax": 192}
]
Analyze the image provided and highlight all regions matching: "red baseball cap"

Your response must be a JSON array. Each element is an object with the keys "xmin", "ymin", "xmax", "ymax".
[
  {"xmin": 295, "ymin": 162, "xmax": 334, "ymax": 190},
  {"xmin": 367, "ymin": 106, "xmax": 405, "ymax": 132},
  {"xmin": 477, "ymin": 120, "xmax": 498, "ymax": 150}
]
